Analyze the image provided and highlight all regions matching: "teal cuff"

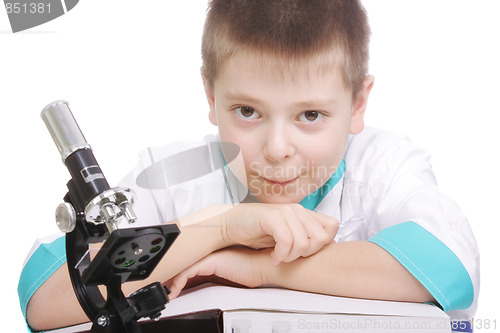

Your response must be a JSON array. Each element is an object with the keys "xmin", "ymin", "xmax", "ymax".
[
  {"xmin": 18, "ymin": 236, "xmax": 67, "ymax": 330},
  {"xmin": 369, "ymin": 222, "xmax": 473, "ymax": 311}
]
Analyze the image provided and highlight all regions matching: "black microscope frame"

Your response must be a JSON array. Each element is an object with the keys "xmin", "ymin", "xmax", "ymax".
[
  {"xmin": 42, "ymin": 101, "xmax": 179, "ymax": 332},
  {"xmin": 60, "ymin": 154, "xmax": 179, "ymax": 333},
  {"xmin": 63, "ymin": 176, "xmax": 179, "ymax": 333}
]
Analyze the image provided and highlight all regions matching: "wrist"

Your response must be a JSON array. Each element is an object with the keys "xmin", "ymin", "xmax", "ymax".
[
  {"xmin": 194, "ymin": 213, "xmax": 233, "ymax": 251},
  {"xmin": 180, "ymin": 204, "xmax": 236, "ymax": 249},
  {"xmin": 255, "ymin": 248, "xmax": 276, "ymax": 286},
  {"xmin": 219, "ymin": 210, "xmax": 232, "ymax": 247},
  {"xmin": 218, "ymin": 204, "xmax": 241, "ymax": 247}
]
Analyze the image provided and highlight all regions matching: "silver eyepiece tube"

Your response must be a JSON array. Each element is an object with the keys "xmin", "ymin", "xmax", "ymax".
[{"xmin": 41, "ymin": 100, "xmax": 91, "ymax": 162}]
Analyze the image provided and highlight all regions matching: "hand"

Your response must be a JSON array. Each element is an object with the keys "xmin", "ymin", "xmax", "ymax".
[
  {"xmin": 169, "ymin": 247, "xmax": 269, "ymax": 299},
  {"xmin": 222, "ymin": 203, "xmax": 338, "ymax": 265}
]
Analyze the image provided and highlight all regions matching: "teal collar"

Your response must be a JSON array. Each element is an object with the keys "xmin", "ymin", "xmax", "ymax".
[{"xmin": 299, "ymin": 160, "xmax": 345, "ymax": 211}]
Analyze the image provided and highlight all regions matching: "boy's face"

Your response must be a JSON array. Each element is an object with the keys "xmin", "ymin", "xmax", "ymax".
[{"xmin": 204, "ymin": 52, "xmax": 373, "ymax": 204}]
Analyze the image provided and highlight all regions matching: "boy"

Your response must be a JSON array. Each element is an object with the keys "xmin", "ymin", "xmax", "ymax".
[{"xmin": 20, "ymin": 0, "xmax": 479, "ymax": 331}]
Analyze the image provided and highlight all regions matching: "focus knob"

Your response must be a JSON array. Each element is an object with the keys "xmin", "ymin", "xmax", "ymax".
[{"xmin": 55, "ymin": 202, "xmax": 77, "ymax": 233}]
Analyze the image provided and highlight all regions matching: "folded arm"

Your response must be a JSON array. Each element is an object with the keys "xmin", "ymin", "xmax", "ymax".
[{"xmin": 169, "ymin": 241, "xmax": 434, "ymax": 304}]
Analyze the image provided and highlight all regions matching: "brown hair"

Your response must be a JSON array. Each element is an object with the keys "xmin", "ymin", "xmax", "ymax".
[{"xmin": 201, "ymin": 0, "xmax": 370, "ymax": 99}]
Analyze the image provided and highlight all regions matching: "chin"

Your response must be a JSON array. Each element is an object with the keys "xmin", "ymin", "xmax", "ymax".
[{"xmin": 256, "ymin": 195, "xmax": 302, "ymax": 205}]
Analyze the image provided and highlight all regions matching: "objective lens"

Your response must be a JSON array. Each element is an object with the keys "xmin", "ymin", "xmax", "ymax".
[
  {"xmin": 150, "ymin": 246, "xmax": 161, "ymax": 254},
  {"xmin": 124, "ymin": 259, "xmax": 135, "ymax": 267}
]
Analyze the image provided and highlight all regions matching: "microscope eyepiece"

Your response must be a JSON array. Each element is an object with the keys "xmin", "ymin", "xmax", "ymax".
[{"xmin": 41, "ymin": 100, "xmax": 91, "ymax": 162}]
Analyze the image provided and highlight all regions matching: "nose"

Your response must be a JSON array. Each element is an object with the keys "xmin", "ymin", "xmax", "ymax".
[{"xmin": 263, "ymin": 124, "xmax": 295, "ymax": 162}]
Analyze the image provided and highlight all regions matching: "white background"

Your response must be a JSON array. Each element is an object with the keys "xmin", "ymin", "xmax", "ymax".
[{"xmin": 1, "ymin": 1, "xmax": 498, "ymax": 331}]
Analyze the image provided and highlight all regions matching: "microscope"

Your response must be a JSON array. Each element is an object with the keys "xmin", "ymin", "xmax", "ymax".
[{"xmin": 41, "ymin": 101, "xmax": 180, "ymax": 333}]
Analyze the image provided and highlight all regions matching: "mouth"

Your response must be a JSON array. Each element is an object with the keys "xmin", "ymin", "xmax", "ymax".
[{"xmin": 263, "ymin": 176, "xmax": 299, "ymax": 186}]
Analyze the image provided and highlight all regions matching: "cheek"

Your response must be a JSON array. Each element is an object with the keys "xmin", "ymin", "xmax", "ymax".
[
  {"xmin": 217, "ymin": 120, "xmax": 242, "ymax": 149},
  {"xmin": 217, "ymin": 128, "xmax": 260, "ymax": 172},
  {"xmin": 218, "ymin": 124, "xmax": 249, "ymax": 151},
  {"xmin": 300, "ymin": 130, "xmax": 348, "ymax": 175}
]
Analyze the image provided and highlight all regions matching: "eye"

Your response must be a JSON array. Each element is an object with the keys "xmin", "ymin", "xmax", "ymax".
[
  {"xmin": 234, "ymin": 106, "xmax": 260, "ymax": 119},
  {"xmin": 298, "ymin": 110, "xmax": 324, "ymax": 123}
]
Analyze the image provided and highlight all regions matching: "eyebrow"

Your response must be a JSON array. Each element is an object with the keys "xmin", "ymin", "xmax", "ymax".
[
  {"xmin": 223, "ymin": 91, "xmax": 262, "ymax": 105},
  {"xmin": 223, "ymin": 91, "xmax": 337, "ymax": 109},
  {"xmin": 292, "ymin": 99, "xmax": 338, "ymax": 109}
]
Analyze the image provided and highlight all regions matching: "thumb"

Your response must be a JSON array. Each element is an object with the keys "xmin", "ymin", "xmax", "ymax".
[{"xmin": 169, "ymin": 257, "xmax": 216, "ymax": 299}]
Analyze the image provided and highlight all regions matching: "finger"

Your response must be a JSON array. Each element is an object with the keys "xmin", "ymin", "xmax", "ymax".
[
  {"xmin": 281, "ymin": 206, "xmax": 310, "ymax": 263},
  {"xmin": 305, "ymin": 209, "xmax": 337, "ymax": 240},
  {"xmin": 169, "ymin": 270, "xmax": 196, "ymax": 299},
  {"xmin": 269, "ymin": 224, "xmax": 293, "ymax": 266},
  {"xmin": 307, "ymin": 210, "xmax": 339, "ymax": 240},
  {"xmin": 169, "ymin": 258, "xmax": 215, "ymax": 299},
  {"xmin": 295, "ymin": 209, "xmax": 332, "ymax": 257},
  {"xmin": 282, "ymin": 205, "xmax": 332, "ymax": 257},
  {"xmin": 251, "ymin": 235, "xmax": 276, "ymax": 249},
  {"xmin": 260, "ymin": 212, "xmax": 293, "ymax": 265}
]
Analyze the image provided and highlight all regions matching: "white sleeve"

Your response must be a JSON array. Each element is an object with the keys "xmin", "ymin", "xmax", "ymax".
[{"xmin": 345, "ymin": 128, "xmax": 479, "ymax": 320}]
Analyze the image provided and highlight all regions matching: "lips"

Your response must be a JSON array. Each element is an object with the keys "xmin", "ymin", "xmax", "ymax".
[{"xmin": 263, "ymin": 176, "xmax": 299, "ymax": 186}]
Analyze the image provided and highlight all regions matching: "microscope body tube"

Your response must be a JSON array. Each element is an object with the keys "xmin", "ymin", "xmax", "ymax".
[
  {"xmin": 41, "ymin": 100, "xmax": 111, "ymax": 206},
  {"xmin": 64, "ymin": 148, "xmax": 111, "ymax": 206}
]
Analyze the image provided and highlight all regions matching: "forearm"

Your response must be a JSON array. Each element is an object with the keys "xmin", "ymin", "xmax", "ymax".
[
  {"xmin": 263, "ymin": 241, "xmax": 434, "ymax": 303},
  {"xmin": 124, "ymin": 216, "xmax": 228, "ymax": 291}
]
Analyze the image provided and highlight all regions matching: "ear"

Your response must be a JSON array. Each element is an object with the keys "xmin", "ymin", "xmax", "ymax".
[
  {"xmin": 201, "ymin": 70, "xmax": 217, "ymax": 126},
  {"xmin": 349, "ymin": 75, "xmax": 374, "ymax": 135}
]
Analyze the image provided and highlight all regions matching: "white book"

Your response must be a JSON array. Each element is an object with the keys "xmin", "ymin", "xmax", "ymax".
[
  {"xmin": 51, "ymin": 284, "xmax": 451, "ymax": 332},
  {"xmin": 163, "ymin": 284, "xmax": 451, "ymax": 333}
]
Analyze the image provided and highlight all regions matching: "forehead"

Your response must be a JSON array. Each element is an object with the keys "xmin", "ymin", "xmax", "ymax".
[
  {"xmin": 218, "ymin": 48, "xmax": 345, "ymax": 80},
  {"xmin": 215, "ymin": 50, "xmax": 349, "ymax": 94}
]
